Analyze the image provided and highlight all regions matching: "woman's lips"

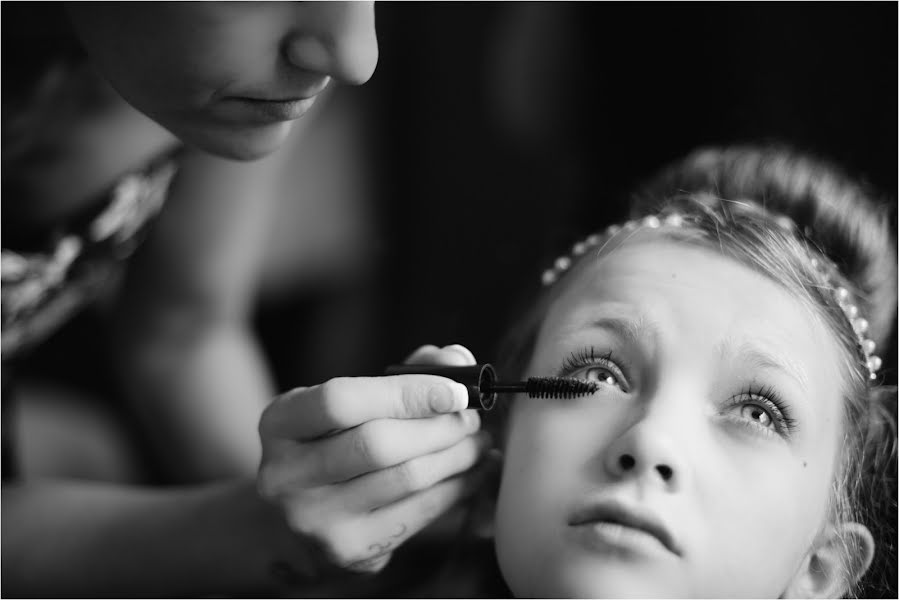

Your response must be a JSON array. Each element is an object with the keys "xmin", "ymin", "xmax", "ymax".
[
  {"xmin": 567, "ymin": 498, "xmax": 682, "ymax": 557},
  {"xmin": 211, "ymin": 95, "xmax": 319, "ymax": 124}
]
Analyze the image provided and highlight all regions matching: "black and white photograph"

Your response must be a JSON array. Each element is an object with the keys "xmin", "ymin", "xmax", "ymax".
[{"xmin": 2, "ymin": 2, "xmax": 896, "ymax": 598}]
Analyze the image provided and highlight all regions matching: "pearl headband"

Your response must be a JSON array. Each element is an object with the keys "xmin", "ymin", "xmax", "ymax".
[{"xmin": 540, "ymin": 212, "xmax": 882, "ymax": 381}]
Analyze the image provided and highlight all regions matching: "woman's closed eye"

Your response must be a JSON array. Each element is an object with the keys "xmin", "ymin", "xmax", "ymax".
[
  {"xmin": 558, "ymin": 346, "xmax": 630, "ymax": 393},
  {"xmin": 721, "ymin": 385, "xmax": 796, "ymax": 440}
]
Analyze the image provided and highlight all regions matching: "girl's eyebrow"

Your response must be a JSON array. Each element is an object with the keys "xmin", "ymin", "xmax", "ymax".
[
  {"xmin": 720, "ymin": 339, "xmax": 810, "ymax": 392},
  {"xmin": 584, "ymin": 315, "xmax": 659, "ymax": 347},
  {"xmin": 582, "ymin": 314, "xmax": 809, "ymax": 392}
]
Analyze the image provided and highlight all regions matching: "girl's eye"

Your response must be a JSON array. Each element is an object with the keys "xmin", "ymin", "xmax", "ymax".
[
  {"xmin": 559, "ymin": 347, "xmax": 629, "ymax": 393},
  {"xmin": 580, "ymin": 366, "xmax": 623, "ymax": 390},
  {"xmin": 739, "ymin": 403, "xmax": 773, "ymax": 428},
  {"xmin": 724, "ymin": 388, "xmax": 795, "ymax": 439}
]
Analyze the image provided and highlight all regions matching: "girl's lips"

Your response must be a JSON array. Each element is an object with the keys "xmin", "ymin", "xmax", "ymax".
[
  {"xmin": 568, "ymin": 498, "xmax": 682, "ymax": 557},
  {"xmin": 569, "ymin": 520, "xmax": 674, "ymax": 559}
]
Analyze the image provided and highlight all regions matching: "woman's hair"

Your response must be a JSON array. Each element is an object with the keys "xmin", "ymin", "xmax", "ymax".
[
  {"xmin": 493, "ymin": 145, "xmax": 897, "ymax": 597},
  {"xmin": 2, "ymin": 2, "xmax": 90, "ymax": 159},
  {"xmin": 1, "ymin": 2, "xmax": 125, "ymax": 245}
]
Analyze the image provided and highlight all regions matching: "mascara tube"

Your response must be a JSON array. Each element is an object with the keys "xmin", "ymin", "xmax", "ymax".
[{"xmin": 384, "ymin": 363, "xmax": 498, "ymax": 410}]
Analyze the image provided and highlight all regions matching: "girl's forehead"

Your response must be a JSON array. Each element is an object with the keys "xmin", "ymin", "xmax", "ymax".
[
  {"xmin": 549, "ymin": 239, "xmax": 766, "ymax": 321},
  {"xmin": 540, "ymin": 238, "xmax": 842, "ymax": 370}
]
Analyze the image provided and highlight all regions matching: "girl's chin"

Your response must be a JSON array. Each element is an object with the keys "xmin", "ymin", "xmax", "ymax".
[{"xmin": 508, "ymin": 562, "xmax": 688, "ymax": 599}]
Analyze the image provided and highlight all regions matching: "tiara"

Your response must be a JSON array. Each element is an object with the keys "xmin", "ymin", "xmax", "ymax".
[{"xmin": 540, "ymin": 212, "xmax": 882, "ymax": 381}]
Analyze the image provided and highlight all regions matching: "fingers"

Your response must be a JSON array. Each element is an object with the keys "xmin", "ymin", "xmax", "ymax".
[
  {"xmin": 279, "ymin": 409, "xmax": 482, "ymax": 485},
  {"xmin": 404, "ymin": 343, "xmax": 477, "ymax": 366},
  {"xmin": 257, "ymin": 341, "xmax": 489, "ymax": 577},
  {"xmin": 403, "ymin": 344, "xmax": 440, "ymax": 363},
  {"xmin": 444, "ymin": 343, "xmax": 476, "ymax": 365},
  {"xmin": 338, "ymin": 429, "xmax": 492, "ymax": 511},
  {"xmin": 260, "ymin": 375, "xmax": 470, "ymax": 441},
  {"xmin": 260, "ymin": 344, "xmax": 478, "ymax": 442}
]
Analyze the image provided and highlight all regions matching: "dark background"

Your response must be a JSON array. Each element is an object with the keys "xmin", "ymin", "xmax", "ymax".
[
  {"xmin": 262, "ymin": 2, "xmax": 898, "ymax": 382},
  {"xmin": 366, "ymin": 2, "xmax": 897, "ymax": 371},
  {"xmin": 21, "ymin": 3, "xmax": 897, "ymax": 597}
]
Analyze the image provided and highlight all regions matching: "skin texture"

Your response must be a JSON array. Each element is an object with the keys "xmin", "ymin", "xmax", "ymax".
[
  {"xmin": 494, "ymin": 237, "xmax": 861, "ymax": 598},
  {"xmin": 67, "ymin": 2, "xmax": 378, "ymax": 160}
]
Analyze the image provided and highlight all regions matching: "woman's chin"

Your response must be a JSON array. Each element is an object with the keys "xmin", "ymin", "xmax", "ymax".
[{"xmin": 174, "ymin": 119, "xmax": 295, "ymax": 161}]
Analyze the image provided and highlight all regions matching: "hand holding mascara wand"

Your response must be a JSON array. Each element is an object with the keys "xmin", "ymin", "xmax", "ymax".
[{"xmin": 385, "ymin": 363, "xmax": 599, "ymax": 410}]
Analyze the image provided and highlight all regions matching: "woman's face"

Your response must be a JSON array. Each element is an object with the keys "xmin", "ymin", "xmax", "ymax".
[
  {"xmin": 494, "ymin": 238, "xmax": 847, "ymax": 598},
  {"xmin": 67, "ymin": 2, "xmax": 378, "ymax": 160}
]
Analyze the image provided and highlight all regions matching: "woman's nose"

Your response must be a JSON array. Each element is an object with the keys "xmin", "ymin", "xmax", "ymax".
[
  {"xmin": 283, "ymin": 2, "xmax": 379, "ymax": 85},
  {"xmin": 602, "ymin": 411, "xmax": 690, "ymax": 492}
]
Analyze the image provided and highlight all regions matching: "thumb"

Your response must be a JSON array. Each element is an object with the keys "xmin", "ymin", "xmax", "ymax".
[{"xmin": 403, "ymin": 343, "xmax": 477, "ymax": 367}]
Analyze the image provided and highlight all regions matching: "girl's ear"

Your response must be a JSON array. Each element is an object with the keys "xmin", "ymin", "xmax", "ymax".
[
  {"xmin": 783, "ymin": 522, "xmax": 874, "ymax": 598},
  {"xmin": 470, "ymin": 449, "xmax": 503, "ymax": 539}
]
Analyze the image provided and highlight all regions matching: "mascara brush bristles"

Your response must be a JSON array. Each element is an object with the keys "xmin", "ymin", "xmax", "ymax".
[{"xmin": 524, "ymin": 377, "xmax": 599, "ymax": 399}]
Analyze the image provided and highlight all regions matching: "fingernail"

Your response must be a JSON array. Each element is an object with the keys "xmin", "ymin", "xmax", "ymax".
[
  {"xmin": 452, "ymin": 382, "xmax": 471, "ymax": 410},
  {"xmin": 403, "ymin": 344, "xmax": 438, "ymax": 363},
  {"xmin": 428, "ymin": 385, "xmax": 455, "ymax": 413},
  {"xmin": 429, "ymin": 383, "xmax": 467, "ymax": 413},
  {"xmin": 444, "ymin": 344, "xmax": 475, "ymax": 364},
  {"xmin": 461, "ymin": 409, "xmax": 481, "ymax": 430}
]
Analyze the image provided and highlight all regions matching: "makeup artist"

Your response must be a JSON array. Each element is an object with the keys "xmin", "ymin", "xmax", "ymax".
[{"xmin": 2, "ymin": 3, "xmax": 488, "ymax": 595}]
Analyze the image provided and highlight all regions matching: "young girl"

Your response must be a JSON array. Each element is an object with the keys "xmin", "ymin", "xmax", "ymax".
[{"xmin": 422, "ymin": 145, "xmax": 896, "ymax": 598}]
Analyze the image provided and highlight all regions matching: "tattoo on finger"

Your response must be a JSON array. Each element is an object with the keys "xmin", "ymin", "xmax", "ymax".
[
  {"xmin": 348, "ymin": 553, "xmax": 391, "ymax": 572},
  {"xmin": 367, "ymin": 540, "xmax": 392, "ymax": 554},
  {"xmin": 390, "ymin": 523, "xmax": 408, "ymax": 539}
]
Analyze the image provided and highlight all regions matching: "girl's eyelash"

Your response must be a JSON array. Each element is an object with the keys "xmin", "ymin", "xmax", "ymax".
[
  {"xmin": 727, "ymin": 384, "xmax": 798, "ymax": 439},
  {"xmin": 560, "ymin": 346, "xmax": 604, "ymax": 375},
  {"xmin": 557, "ymin": 349, "xmax": 796, "ymax": 439},
  {"xmin": 558, "ymin": 346, "xmax": 628, "ymax": 390}
]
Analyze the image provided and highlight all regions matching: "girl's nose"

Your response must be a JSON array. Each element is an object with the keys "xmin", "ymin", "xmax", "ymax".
[
  {"xmin": 283, "ymin": 2, "xmax": 379, "ymax": 85},
  {"xmin": 602, "ymin": 408, "xmax": 690, "ymax": 492}
]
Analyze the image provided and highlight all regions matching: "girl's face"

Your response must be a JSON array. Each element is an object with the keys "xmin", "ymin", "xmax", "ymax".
[
  {"xmin": 495, "ymin": 238, "xmax": 846, "ymax": 598},
  {"xmin": 67, "ymin": 2, "xmax": 378, "ymax": 160}
]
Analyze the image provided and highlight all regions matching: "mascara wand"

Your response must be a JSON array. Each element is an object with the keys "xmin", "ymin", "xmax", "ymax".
[{"xmin": 384, "ymin": 363, "xmax": 599, "ymax": 411}]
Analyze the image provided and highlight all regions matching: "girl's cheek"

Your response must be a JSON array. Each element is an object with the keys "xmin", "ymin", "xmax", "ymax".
[
  {"xmin": 506, "ymin": 400, "xmax": 579, "ymax": 463},
  {"xmin": 729, "ymin": 454, "xmax": 825, "ymax": 551},
  {"xmin": 791, "ymin": 455, "xmax": 836, "ymax": 530},
  {"xmin": 514, "ymin": 398, "xmax": 588, "ymax": 445}
]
